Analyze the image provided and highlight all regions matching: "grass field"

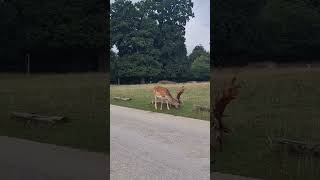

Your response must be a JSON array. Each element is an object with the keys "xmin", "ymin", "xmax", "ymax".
[
  {"xmin": 0, "ymin": 73, "xmax": 109, "ymax": 153},
  {"xmin": 110, "ymin": 82, "xmax": 210, "ymax": 120},
  {"xmin": 212, "ymin": 67, "xmax": 320, "ymax": 180}
]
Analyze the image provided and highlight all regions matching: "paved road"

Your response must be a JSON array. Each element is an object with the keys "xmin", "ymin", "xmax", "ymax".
[
  {"xmin": 110, "ymin": 105, "xmax": 210, "ymax": 180},
  {"xmin": 212, "ymin": 172, "xmax": 261, "ymax": 180},
  {"xmin": 0, "ymin": 136, "xmax": 108, "ymax": 180}
]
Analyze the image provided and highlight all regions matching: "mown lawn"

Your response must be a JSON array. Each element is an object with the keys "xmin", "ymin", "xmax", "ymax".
[
  {"xmin": 110, "ymin": 82, "xmax": 210, "ymax": 120},
  {"xmin": 0, "ymin": 73, "xmax": 109, "ymax": 153},
  {"xmin": 212, "ymin": 67, "xmax": 320, "ymax": 180}
]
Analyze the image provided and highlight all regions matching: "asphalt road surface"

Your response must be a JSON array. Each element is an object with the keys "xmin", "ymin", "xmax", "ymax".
[
  {"xmin": 110, "ymin": 105, "xmax": 210, "ymax": 180},
  {"xmin": 0, "ymin": 136, "xmax": 108, "ymax": 180},
  {"xmin": 212, "ymin": 172, "xmax": 261, "ymax": 180}
]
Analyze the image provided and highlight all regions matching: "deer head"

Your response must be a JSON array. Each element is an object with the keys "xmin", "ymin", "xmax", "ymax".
[
  {"xmin": 171, "ymin": 98, "xmax": 181, "ymax": 109},
  {"xmin": 222, "ymin": 77, "xmax": 241, "ymax": 100},
  {"xmin": 214, "ymin": 77, "xmax": 241, "ymax": 115}
]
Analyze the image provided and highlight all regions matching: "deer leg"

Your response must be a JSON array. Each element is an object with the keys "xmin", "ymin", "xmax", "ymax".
[
  {"xmin": 160, "ymin": 99, "xmax": 163, "ymax": 110},
  {"xmin": 219, "ymin": 136, "xmax": 223, "ymax": 152},
  {"xmin": 166, "ymin": 100, "xmax": 170, "ymax": 110},
  {"xmin": 154, "ymin": 96, "xmax": 157, "ymax": 109},
  {"xmin": 219, "ymin": 120, "xmax": 231, "ymax": 133}
]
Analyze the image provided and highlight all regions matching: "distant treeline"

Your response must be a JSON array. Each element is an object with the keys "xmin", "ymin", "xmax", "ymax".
[
  {"xmin": 213, "ymin": 0, "xmax": 320, "ymax": 66},
  {"xmin": 0, "ymin": 0, "xmax": 107, "ymax": 72},
  {"xmin": 110, "ymin": 0, "xmax": 210, "ymax": 84}
]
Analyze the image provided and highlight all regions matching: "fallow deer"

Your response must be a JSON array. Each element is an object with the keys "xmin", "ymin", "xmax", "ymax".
[
  {"xmin": 212, "ymin": 77, "xmax": 241, "ymax": 152},
  {"xmin": 152, "ymin": 86, "xmax": 184, "ymax": 110}
]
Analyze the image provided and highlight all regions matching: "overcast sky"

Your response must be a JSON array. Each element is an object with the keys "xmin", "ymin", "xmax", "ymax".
[{"xmin": 110, "ymin": 0, "xmax": 210, "ymax": 55}]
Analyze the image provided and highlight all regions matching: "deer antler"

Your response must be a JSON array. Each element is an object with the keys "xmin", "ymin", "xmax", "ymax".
[
  {"xmin": 176, "ymin": 86, "xmax": 185, "ymax": 104},
  {"xmin": 212, "ymin": 76, "xmax": 241, "ymax": 151}
]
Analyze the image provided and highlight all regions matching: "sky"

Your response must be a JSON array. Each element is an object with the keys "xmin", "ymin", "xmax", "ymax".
[{"xmin": 110, "ymin": 0, "xmax": 210, "ymax": 55}]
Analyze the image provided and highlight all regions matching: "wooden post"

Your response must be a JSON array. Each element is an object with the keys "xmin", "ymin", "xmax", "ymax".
[
  {"xmin": 26, "ymin": 53, "xmax": 30, "ymax": 74},
  {"xmin": 140, "ymin": 77, "xmax": 145, "ymax": 84},
  {"xmin": 98, "ymin": 49, "xmax": 107, "ymax": 72}
]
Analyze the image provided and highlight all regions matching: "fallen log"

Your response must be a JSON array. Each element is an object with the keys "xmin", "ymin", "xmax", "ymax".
[
  {"xmin": 193, "ymin": 105, "xmax": 210, "ymax": 112},
  {"xmin": 113, "ymin": 97, "xmax": 131, "ymax": 101},
  {"xmin": 11, "ymin": 112, "xmax": 66, "ymax": 127},
  {"xmin": 157, "ymin": 80, "xmax": 176, "ymax": 84},
  {"xmin": 270, "ymin": 137, "xmax": 320, "ymax": 156}
]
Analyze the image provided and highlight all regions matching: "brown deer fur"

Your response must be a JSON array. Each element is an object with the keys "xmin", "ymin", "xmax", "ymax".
[{"xmin": 153, "ymin": 86, "xmax": 184, "ymax": 110}]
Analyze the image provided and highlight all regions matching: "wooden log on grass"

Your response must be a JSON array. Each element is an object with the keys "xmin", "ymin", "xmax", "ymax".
[
  {"xmin": 11, "ymin": 112, "xmax": 66, "ymax": 127},
  {"xmin": 193, "ymin": 105, "xmax": 210, "ymax": 112},
  {"xmin": 270, "ymin": 137, "xmax": 320, "ymax": 156},
  {"xmin": 113, "ymin": 97, "xmax": 131, "ymax": 101}
]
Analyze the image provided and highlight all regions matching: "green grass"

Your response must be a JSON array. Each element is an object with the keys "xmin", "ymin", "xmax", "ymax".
[
  {"xmin": 212, "ymin": 67, "xmax": 320, "ymax": 180},
  {"xmin": 110, "ymin": 82, "xmax": 210, "ymax": 120},
  {"xmin": 0, "ymin": 73, "xmax": 109, "ymax": 153}
]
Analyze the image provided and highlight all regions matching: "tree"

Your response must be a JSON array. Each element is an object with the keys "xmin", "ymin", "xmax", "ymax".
[
  {"xmin": 191, "ymin": 53, "xmax": 210, "ymax": 80},
  {"xmin": 150, "ymin": 0, "xmax": 194, "ymax": 80},
  {"xmin": 213, "ymin": 0, "xmax": 320, "ymax": 66},
  {"xmin": 259, "ymin": 0, "xmax": 320, "ymax": 59},
  {"xmin": 111, "ymin": 0, "xmax": 194, "ymax": 83},
  {"xmin": 110, "ymin": 50, "xmax": 119, "ymax": 83},
  {"xmin": 118, "ymin": 53, "xmax": 161, "ymax": 83},
  {"xmin": 189, "ymin": 45, "xmax": 208, "ymax": 63},
  {"xmin": 111, "ymin": 0, "xmax": 162, "ymax": 83},
  {"xmin": 1, "ymin": 0, "xmax": 107, "ymax": 72}
]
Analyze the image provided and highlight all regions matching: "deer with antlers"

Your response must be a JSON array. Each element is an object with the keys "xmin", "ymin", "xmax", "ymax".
[
  {"xmin": 212, "ymin": 77, "xmax": 241, "ymax": 152},
  {"xmin": 152, "ymin": 86, "xmax": 185, "ymax": 110}
]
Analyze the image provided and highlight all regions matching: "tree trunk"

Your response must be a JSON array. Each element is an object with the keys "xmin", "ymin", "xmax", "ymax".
[
  {"xmin": 98, "ymin": 49, "xmax": 107, "ymax": 72},
  {"xmin": 140, "ymin": 77, "xmax": 145, "ymax": 84},
  {"xmin": 26, "ymin": 53, "xmax": 30, "ymax": 74}
]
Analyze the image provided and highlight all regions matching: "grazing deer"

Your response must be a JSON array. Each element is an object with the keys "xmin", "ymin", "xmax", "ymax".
[
  {"xmin": 212, "ymin": 77, "xmax": 241, "ymax": 152},
  {"xmin": 152, "ymin": 86, "xmax": 184, "ymax": 110}
]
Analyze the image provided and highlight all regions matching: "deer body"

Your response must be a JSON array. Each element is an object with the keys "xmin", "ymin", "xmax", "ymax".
[
  {"xmin": 153, "ymin": 86, "xmax": 183, "ymax": 110},
  {"xmin": 212, "ymin": 77, "xmax": 241, "ymax": 152}
]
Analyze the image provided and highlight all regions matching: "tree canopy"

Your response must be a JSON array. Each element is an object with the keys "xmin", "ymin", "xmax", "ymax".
[
  {"xmin": 0, "ymin": 0, "xmax": 107, "ymax": 72},
  {"xmin": 110, "ymin": 0, "xmax": 200, "ymax": 83},
  {"xmin": 189, "ymin": 45, "xmax": 210, "ymax": 80},
  {"xmin": 213, "ymin": 0, "xmax": 320, "ymax": 66}
]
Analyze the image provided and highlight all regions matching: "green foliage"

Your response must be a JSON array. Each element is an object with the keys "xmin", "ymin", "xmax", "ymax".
[
  {"xmin": 189, "ymin": 45, "xmax": 208, "ymax": 63},
  {"xmin": 188, "ymin": 45, "xmax": 210, "ymax": 80},
  {"xmin": 0, "ymin": 0, "xmax": 106, "ymax": 71},
  {"xmin": 111, "ymin": 0, "xmax": 194, "ymax": 83},
  {"xmin": 110, "ymin": 50, "xmax": 118, "ymax": 81},
  {"xmin": 213, "ymin": 0, "xmax": 320, "ymax": 66},
  {"xmin": 118, "ymin": 53, "xmax": 161, "ymax": 78},
  {"xmin": 191, "ymin": 53, "xmax": 210, "ymax": 80},
  {"xmin": 259, "ymin": 0, "xmax": 320, "ymax": 56}
]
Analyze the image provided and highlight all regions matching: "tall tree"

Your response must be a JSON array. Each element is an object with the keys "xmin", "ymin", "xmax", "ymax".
[
  {"xmin": 149, "ymin": 0, "xmax": 194, "ymax": 79},
  {"xmin": 111, "ymin": 0, "xmax": 161, "ymax": 83},
  {"xmin": 110, "ymin": 50, "xmax": 119, "ymax": 83},
  {"xmin": 1, "ymin": 0, "xmax": 107, "ymax": 72},
  {"xmin": 191, "ymin": 49, "xmax": 210, "ymax": 80},
  {"xmin": 189, "ymin": 45, "xmax": 208, "ymax": 63},
  {"xmin": 111, "ymin": 0, "xmax": 194, "ymax": 83},
  {"xmin": 213, "ymin": 0, "xmax": 320, "ymax": 66}
]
